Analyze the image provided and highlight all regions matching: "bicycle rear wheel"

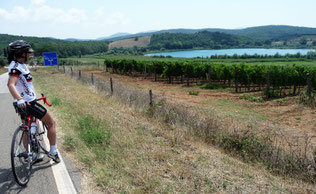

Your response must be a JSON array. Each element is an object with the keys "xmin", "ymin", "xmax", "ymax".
[{"xmin": 11, "ymin": 126, "xmax": 32, "ymax": 186}]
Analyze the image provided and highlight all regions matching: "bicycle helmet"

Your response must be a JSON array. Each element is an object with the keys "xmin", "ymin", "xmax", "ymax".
[
  {"xmin": 7, "ymin": 40, "xmax": 34, "ymax": 63},
  {"xmin": 9, "ymin": 40, "xmax": 34, "ymax": 54}
]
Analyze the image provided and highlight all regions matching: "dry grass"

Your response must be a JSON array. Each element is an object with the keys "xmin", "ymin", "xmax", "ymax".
[
  {"xmin": 109, "ymin": 36, "xmax": 151, "ymax": 49},
  {"xmin": 0, "ymin": 68, "xmax": 7, "ymax": 74},
  {"xmin": 69, "ymin": 66, "xmax": 316, "ymax": 181},
  {"xmin": 31, "ymin": 68, "xmax": 316, "ymax": 193}
]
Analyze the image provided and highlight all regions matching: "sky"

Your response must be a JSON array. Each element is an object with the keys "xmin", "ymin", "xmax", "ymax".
[{"xmin": 0, "ymin": 0, "xmax": 315, "ymax": 39}]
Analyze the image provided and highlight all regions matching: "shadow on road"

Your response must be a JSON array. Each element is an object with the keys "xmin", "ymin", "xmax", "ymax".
[{"xmin": 0, "ymin": 158, "xmax": 52, "ymax": 193}]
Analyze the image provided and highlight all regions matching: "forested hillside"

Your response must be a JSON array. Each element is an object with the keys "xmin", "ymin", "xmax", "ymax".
[
  {"xmin": 0, "ymin": 34, "xmax": 109, "ymax": 58},
  {"xmin": 148, "ymin": 31, "xmax": 262, "ymax": 50},
  {"xmin": 105, "ymin": 25, "xmax": 316, "ymax": 42}
]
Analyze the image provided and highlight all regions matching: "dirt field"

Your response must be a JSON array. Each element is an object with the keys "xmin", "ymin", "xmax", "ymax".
[
  {"xmin": 84, "ymin": 69, "xmax": 316, "ymax": 148},
  {"xmin": 109, "ymin": 36, "xmax": 151, "ymax": 48}
]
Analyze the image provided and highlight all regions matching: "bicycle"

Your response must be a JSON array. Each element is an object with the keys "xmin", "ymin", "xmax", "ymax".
[{"xmin": 10, "ymin": 94, "xmax": 52, "ymax": 186}]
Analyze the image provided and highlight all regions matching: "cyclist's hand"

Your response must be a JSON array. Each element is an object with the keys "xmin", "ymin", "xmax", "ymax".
[{"xmin": 17, "ymin": 99, "xmax": 27, "ymax": 108}]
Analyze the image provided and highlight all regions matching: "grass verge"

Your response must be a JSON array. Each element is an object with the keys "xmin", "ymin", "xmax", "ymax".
[{"xmin": 32, "ymin": 68, "xmax": 316, "ymax": 192}]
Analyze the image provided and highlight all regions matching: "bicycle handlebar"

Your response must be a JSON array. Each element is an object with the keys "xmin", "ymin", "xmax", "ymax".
[{"xmin": 36, "ymin": 93, "xmax": 52, "ymax": 106}]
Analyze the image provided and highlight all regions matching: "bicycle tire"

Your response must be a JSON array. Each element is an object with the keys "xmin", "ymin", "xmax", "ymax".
[{"xmin": 11, "ymin": 126, "xmax": 32, "ymax": 186}]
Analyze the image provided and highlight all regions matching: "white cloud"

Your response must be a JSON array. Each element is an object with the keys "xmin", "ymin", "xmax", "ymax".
[
  {"xmin": 31, "ymin": 0, "xmax": 47, "ymax": 5},
  {"xmin": 105, "ymin": 12, "xmax": 130, "ymax": 25}
]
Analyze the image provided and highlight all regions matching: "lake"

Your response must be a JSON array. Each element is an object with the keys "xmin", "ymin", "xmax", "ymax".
[{"xmin": 145, "ymin": 48, "xmax": 316, "ymax": 58}]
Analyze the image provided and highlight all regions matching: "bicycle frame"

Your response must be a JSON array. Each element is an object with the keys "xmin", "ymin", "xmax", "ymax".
[{"xmin": 15, "ymin": 94, "xmax": 51, "ymax": 163}]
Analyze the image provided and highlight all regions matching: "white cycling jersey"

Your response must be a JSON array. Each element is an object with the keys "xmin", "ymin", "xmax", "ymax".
[{"xmin": 8, "ymin": 61, "xmax": 36, "ymax": 102}]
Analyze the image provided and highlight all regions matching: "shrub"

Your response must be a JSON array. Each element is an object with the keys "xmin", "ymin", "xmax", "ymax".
[
  {"xmin": 78, "ymin": 115, "xmax": 111, "ymax": 146},
  {"xmin": 189, "ymin": 90, "xmax": 199, "ymax": 96}
]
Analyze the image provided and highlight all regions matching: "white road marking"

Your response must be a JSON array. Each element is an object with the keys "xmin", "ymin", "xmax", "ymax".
[{"xmin": 41, "ymin": 123, "xmax": 77, "ymax": 194}]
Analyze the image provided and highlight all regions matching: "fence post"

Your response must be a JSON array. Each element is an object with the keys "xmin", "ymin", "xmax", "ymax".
[
  {"xmin": 79, "ymin": 70, "xmax": 81, "ymax": 79},
  {"xmin": 63, "ymin": 65, "xmax": 65, "ymax": 73},
  {"xmin": 91, "ymin": 73, "xmax": 94, "ymax": 85},
  {"xmin": 70, "ymin": 67, "xmax": 73, "ymax": 77},
  {"xmin": 110, "ymin": 77, "xmax": 113, "ymax": 95},
  {"xmin": 208, "ymin": 64, "xmax": 211, "ymax": 83},
  {"xmin": 266, "ymin": 69, "xmax": 270, "ymax": 98},
  {"xmin": 235, "ymin": 66, "xmax": 238, "ymax": 93},
  {"xmin": 149, "ymin": 89, "xmax": 153, "ymax": 106},
  {"xmin": 307, "ymin": 73, "xmax": 311, "ymax": 96}
]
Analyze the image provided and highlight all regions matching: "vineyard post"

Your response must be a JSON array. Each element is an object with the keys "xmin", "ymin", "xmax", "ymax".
[
  {"xmin": 79, "ymin": 70, "xmax": 81, "ymax": 80},
  {"xmin": 266, "ymin": 69, "xmax": 270, "ymax": 98},
  {"xmin": 144, "ymin": 64, "xmax": 147, "ymax": 78},
  {"xmin": 235, "ymin": 66, "xmax": 238, "ymax": 93},
  {"xmin": 71, "ymin": 66, "xmax": 73, "ymax": 77},
  {"xmin": 208, "ymin": 64, "xmax": 211, "ymax": 83},
  {"xmin": 307, "ymin": 73, "xmax": 311, "ymax": 96},
  {"xmin": 187, "ymin": 76, "xmax": 190, "ymax": 87},
  {"xmin": 63, "ymin": 65, "xmax": 65, "ymax": 73},
  {"xmin": 110, "ymin": 77, "xmax": 113, "ymax": 95},
  {"xmin": 154, "ymin": 68, "xmax": 157, "ymax": 82},
  {"xmin": 91, "ymin": 73, "xmax": 94, "ymax": 85},
  {"xmin": 149, "ymin": 89, "xmax": 153, "ymax": 106}
]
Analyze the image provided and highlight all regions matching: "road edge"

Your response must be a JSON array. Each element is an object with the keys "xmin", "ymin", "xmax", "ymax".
[{"xmin": 40, "ymin": 122, "xmax": 78, "ymax": 194}]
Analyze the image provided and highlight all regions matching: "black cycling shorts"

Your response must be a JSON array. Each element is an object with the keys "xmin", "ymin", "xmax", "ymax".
[
  {"xmin": 16, "ymin": 101, "xmax": 47, "ymax": 120},
  {"xmin": 27, "ymin": 101, "xmax": 47, "ymax": 120}
]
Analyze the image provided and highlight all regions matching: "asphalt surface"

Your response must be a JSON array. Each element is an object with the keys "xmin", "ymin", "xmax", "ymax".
[{"xmin": 0, "ymin": 73, "xmax": 59, "ymax": 193}]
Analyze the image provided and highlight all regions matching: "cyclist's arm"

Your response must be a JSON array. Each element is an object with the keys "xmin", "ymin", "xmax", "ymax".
[{"xmin": 7, "ymin": 76, "xmax": 23, "ymax": 100}]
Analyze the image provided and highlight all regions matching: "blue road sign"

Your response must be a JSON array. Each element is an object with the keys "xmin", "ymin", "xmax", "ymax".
[{"xmin": 43, "ymin": 52, "xmax": 58, "ymax": 66}]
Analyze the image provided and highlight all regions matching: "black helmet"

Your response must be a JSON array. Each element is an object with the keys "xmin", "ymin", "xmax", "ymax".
[
  {"xmin": 8, "ymin": 40, "xmax": 34, "ymax": 55},
  {"xmin": 7, "ymin": 40, "xmax": 34, "ymax": 63}
]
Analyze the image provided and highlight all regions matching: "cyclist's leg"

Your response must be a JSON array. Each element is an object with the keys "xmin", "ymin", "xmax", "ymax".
[{"xmin": 41, "ymin": 111, "xmax": 56, "ymax": 147}]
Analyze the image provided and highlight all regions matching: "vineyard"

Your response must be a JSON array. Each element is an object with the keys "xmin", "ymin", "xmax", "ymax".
[{"xmin": 101, "ymin": 59, "xmax": 316, "ymax": 98}]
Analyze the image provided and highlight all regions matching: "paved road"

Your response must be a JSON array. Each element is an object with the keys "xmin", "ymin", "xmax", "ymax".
[{"xmin": 0, "ymin": 73, "xmax": 59, "ymax": 193}]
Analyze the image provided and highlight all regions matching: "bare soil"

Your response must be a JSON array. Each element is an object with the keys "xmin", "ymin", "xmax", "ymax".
[{"xmin": 109, "ymin": 36, "xmax": 151, "ymax": 49}]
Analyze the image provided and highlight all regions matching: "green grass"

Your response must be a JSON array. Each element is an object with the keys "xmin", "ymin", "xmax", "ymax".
[
  {"xmin": 200, "ymin": 99, "xmax": 266, "ymax": 120},
  {"xmin": 239, "ymin": 94, "xmax": 264, "ymax": 103},
  {"xmin": 78, "ymin": 115, "xmax": 111, "ymax": 146},
  {"xmin": 189, "ymin": 90, "xmax": 199, "ymax": 95},
  {"xmin": 51, "ymin": 97, "xmax": 62, "ymax": 106}
]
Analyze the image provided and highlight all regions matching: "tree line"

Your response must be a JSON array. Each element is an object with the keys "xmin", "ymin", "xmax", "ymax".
[{"xmin": 0, "ymin": 34, "xmax": 109, "ymax": 59}]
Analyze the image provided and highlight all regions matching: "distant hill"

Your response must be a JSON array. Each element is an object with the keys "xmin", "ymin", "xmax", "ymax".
[
  {"xmin": 105, "ymin": 25, "xmax": 316, "ymax": 41},
  {"xmin": 148, "ymin": 31, "xmax": 258, "ymax": 50},
  {"xmin": 97, "ymin": 33, "xmax": 131, "ymax": 40},
  {"xmin": 0, "ymin": 34, "xmax": 109, "ymax": 58}
]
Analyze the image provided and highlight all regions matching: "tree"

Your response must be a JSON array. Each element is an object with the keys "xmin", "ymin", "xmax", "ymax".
[
  {"xmin": 300, "ymin": 38, "xmax": 307, "ymax": 45},
  {"xmin": 3, "ymin": 48, "xmax": 7, "ymax": 57}
]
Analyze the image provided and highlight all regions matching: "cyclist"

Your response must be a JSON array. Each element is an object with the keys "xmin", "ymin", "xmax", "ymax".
[{"xmin": 7, "ymin": 40, "xmax": 60, "ymax": 163}]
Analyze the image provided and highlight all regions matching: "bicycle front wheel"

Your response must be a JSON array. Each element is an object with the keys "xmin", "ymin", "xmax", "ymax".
[{"xmin": 11, "ymin": 126, "xmax": 32, "ymax": 186}]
